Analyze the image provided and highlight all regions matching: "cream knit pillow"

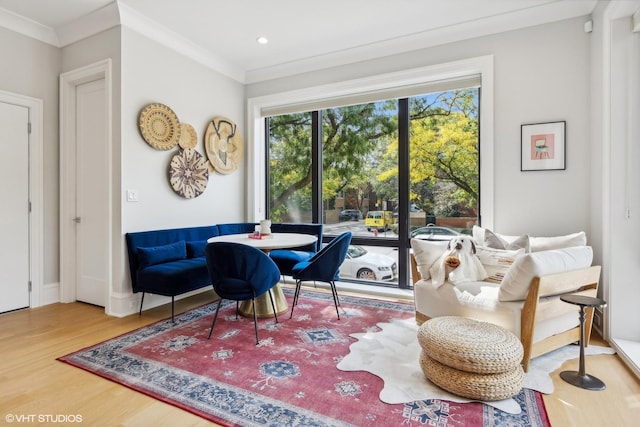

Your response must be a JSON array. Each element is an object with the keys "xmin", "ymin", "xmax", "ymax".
[{"xmin": 411, "ymin": 238, "xmax": 449, "ymax": 281}]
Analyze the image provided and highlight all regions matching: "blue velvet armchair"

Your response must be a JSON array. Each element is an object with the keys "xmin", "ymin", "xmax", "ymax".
[
  {"xmin": 269, "ymin": 223, "xmax": 323, "ymax": 277},
  {"xmin": 205, "ymin": 241, "xmax": 281, "ymax": 344},
  {"xmin": 289, "ymin": 231, "xmax": 352, "ymax": 320}
]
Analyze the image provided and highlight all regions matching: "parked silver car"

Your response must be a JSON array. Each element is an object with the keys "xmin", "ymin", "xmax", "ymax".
[
  {"xmin": 339, "ymin": 245, "xmax": 397, "ymax": 281},
  {"xmin": 410, "ymin": 225, "xmax": 461, "ymax": 241}
]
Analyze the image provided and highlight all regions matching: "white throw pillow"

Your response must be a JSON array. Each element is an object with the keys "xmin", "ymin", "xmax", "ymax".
[
  {"xmin": 529, "ymin": 231, "xmax": 587, "ymax": 252},
  {"xmin": 476, "ymin": 246, "xmax": 525, "ymax": 284},
  {"xmin": 472, "ymin": 225, "xmax": 485, "ymax": 244},
  {"xmin": 473, "ymin": 226, "xmax": 587, "ymax": 252},
  {"xmin": 411, "ymin": 238, "xmax": 449, "ymax": 280},
  {"xmin": 498, "ymin": 246, "xmax": 593, "ymax": 301}
]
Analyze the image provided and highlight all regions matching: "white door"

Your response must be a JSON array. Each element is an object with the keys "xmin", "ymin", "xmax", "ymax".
[
  {"xmin": 75, "ymin": 79, "xmax": 108, "ymax": 306},
  {"xmin": 0, "ymin": 102, "xmax": 30, "ymax": 313}
]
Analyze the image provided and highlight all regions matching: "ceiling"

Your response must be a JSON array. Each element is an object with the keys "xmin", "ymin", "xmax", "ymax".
[{"xmin": 0, "ymin": 0, "xmax": 598, "ymax": 83}]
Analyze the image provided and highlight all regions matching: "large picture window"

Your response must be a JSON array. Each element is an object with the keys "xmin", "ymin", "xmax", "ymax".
[
  {"xmin": 248, "ymin": 56, "xmax": 494, "ymax": 289},
  {"xmin": 267, "ymin": 88, "xmax": 479, "ymax": 288}
]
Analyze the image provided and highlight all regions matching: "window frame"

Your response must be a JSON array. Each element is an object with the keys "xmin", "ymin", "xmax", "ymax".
[{"xmin": 247, "ymin": 56, "xmax": 495, "ymax": 234}]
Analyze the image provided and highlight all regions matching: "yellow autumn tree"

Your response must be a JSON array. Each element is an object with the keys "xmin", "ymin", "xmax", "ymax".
[
  {"xmin": 375, "ymin": 109, "xmax": 478, "ymax": 216},
  {"xmin": 409, "ymin": 112, "xmax": 479, "ymax": 212}
]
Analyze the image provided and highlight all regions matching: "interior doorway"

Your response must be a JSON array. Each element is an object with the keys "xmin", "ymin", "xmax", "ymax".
[
  {"xmin": 0, "ymin": 90, "xmax": 43, "ymax": 312},
  {"xmin": 0, "ymin": 101, "xmax": 29, "ymax": 313},
  {"xmin": 74, "ymin": 78, "xmax": 109, "ymax": 306},
  {"xmin": 60, "ymin": 59, "xmax": 112, "ymax": 311}
]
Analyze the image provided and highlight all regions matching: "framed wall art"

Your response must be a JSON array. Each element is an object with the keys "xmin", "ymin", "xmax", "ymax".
[{"xmin": 520, "ymin": 121, "xmax": 566, "ymax": 171}]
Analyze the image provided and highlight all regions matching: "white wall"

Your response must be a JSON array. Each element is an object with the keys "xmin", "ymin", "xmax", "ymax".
[
  {"xmin": 490, "ymin": 19, "xmax": 590, "ymax": 238},
  {"xmin": 589, "ymin": 0, "xmax": 640, "ymax": 377},
  {"xmin": 590, "ymin": 2, "xmax": 606, "ymax": 274},
  {"xmin": 0, "ymin": 27, "xmax": 60, "ymax": 287},
  {"xmin": 0, "ymin": 23, "xmax": 248, "ymax": 316},
  {"xmin": 246, "ymin": 16, "xmax": 593, "ymax": 241},
  {"xmin": 120, "ymin": 27, "xmax": 245, "ymax": 233},
  {"xmin": 609, "ymin": 17, "xmax": 640, "ymax": 341},
  {"xmin": 61, "ymin": 27, "xmax": 122, "ymax": 313},
  {"xmin": 118, "ymin": 28, "xmax": 245, "ymax": 312},
  {"xmin": 606, "ymin": 13, "xmax": 640, "ymax": 375}
]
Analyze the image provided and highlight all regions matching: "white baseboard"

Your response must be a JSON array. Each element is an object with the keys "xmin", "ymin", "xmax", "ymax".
[
  {"xmin": 34, "ymin": 282, "xmax": 60, "ymax": 307},
  {"xmin": 108, "ymin": 290, "xmax": 139, "ymax": 317},
  {"xmin": 108, "ymin": 288, "xmax": 214, "ymax": 318},
  {"xmin": 610, "ymin": 338, "xmax": 640, "ymax": 378},
  {"xmin": 107, "ymin": 279, "xmax": 412, "ymax": 318}
]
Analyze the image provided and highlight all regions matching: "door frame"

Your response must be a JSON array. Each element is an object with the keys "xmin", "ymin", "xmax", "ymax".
[
  {"xmin": 60, "ymin": 59, "xmax": 113, "ymax": 313},
  {"xmin": 0, "ymin": 90, "xmax": 43, "ymax": 308}
]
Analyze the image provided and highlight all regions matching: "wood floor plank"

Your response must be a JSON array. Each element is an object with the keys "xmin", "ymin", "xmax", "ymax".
[{"xmin": 1, "ymin": 291, "xmax": 638, "ymax": 426}]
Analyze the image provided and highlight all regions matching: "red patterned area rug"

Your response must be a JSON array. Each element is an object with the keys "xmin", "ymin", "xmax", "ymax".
[{"xmin": 59, "ymin": 290, "xmax": 550, "ymax": 426}]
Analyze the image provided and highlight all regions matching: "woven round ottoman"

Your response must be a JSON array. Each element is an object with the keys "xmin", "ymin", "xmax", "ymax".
[{"xmin": 417, "ymin": 316, "xmax": 524, "ymax": 401}]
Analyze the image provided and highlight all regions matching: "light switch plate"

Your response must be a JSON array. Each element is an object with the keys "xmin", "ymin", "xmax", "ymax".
[{"xmin": 127, "ymin": 189, "xmax": 139, "ymax": 202}]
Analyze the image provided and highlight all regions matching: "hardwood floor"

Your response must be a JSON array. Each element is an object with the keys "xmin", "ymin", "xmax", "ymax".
[
  {"xmin": 541, "ymin": 333, "xmax": 640, "ymax": 427},
  {"xmin": 1, "ymin": 291, "xmax": 639, "ymax": 426}
]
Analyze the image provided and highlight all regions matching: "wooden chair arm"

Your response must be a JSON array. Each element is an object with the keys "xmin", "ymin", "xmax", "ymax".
[{"xmin": 521, "ymin": 265, "xmax": 601, "ymax": 371}]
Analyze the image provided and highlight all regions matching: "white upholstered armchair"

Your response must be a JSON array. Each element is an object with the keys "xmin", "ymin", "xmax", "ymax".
[{"xmin": 410, "ymin": 228, "xmax": 601, "ymax": 372}]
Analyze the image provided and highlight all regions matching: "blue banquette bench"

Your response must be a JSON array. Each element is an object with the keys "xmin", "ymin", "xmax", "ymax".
[{"xmin": 125, "ymin": 222, "xmax": 322, "ymax": 321}]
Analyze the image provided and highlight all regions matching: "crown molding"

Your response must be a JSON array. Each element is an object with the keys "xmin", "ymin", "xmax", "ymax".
[
  {"xmin": 116, "ymin": 2, "xmax": 245, "ymax": 83},
  {"xmin": 0, "ymin": 1, "xmax": 245, "ymax": 83},
  {"xmin": 0, "ymin": 0, "xmax": 600, "ymax": 84},
  {"xmin": 0, "ymin": 3, "xmax": 118, "ymax": 48},
  {"xmin": 244, "ymin": 0, "xmax": 598, "ymax": 83},
  {"xmin": 56, "ymin": 2, "xmax": 120, "ymax": 47},
  {"xmin": 0, "ymin": 6, "xmax": 58, "ymax": 46}
]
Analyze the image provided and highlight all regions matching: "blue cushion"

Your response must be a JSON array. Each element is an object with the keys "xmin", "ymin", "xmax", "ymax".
[
  {"xmin": 186, "ymin": 240, "xmax": 207, "ymax": 258},
  {"xmin": 137, "ymin": 241, "xmax": 187, "ymax": 268},
  {"xmin": 291, "ymin": 261, "xmax": 312, "ymax": 276},
  {"xmin": 136, "ymin": 258, "xmax": 210, "ymax": 295},
  {"xmin": 270, "ymin": 223, "xmax": 323, "ymax": 252},
  {"xmin": 292, "ymin": 232, "xmax": 351, "ymax": 282},
  {"xmin": 125, "ymin": 225, "xmax": 219, "ymax": 288},
  {"xmin": 217, "ymin": 223, "xmax": 257, "ymax": 235},
  {"xmin": 270, "ymin": 249, "xmax": 314, "ymax": 276}
]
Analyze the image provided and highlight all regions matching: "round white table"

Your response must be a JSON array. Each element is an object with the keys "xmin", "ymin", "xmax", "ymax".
[
  {"xmin": 207, "ymin": 232, "xmax": 318, "ymax": 317},
  {"xmin": 207, "ymin": 232, "xmax": 317, "ymax": 252}
]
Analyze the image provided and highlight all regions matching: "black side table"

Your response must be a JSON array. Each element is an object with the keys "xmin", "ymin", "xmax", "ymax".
[{"xmin": 559, "ymin": 294, "xmax": 607, "ymax": 390}]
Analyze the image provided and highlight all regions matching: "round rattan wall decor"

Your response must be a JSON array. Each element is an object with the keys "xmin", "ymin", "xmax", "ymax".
[
  {"xmin": 168, "ymin": 148, "xmax": 209, "ymax": 199},
  {"xmin": 178, "ymin": 123, "xmax": 197, "ymax": 149},
  {"xmin": 204, "ymin": 116, "xmax": 243, "ymax": 174},
  {"xmin": 139, "ymin": 103, "xmax": 181, "ymax": 150}
]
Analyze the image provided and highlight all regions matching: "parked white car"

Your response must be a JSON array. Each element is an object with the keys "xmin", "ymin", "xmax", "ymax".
[{"xmin": 339, "ymin": 245, "xmax": 397, "ymax": 281}]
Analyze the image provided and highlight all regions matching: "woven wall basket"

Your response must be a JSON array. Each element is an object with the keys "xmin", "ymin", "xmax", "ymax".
[
  {"xmin": 168, "ymin": 148, "xmax": 209, "ymax": 198},
  {"xmin": 178, "ymin": 123, "xmax": 198, "ymax": 149},
  {"xmin": 139, "ymin": 103, "xmax": 181, "ymax": 150},
  {"xmin": 204, "ymin": 116, "xmax": 243, "ymax": 174}
]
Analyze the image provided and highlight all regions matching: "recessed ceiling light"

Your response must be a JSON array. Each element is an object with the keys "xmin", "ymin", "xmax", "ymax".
[{"xmin": 256, "ymin": 36, "xmax": 269, "ymax": 45}]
